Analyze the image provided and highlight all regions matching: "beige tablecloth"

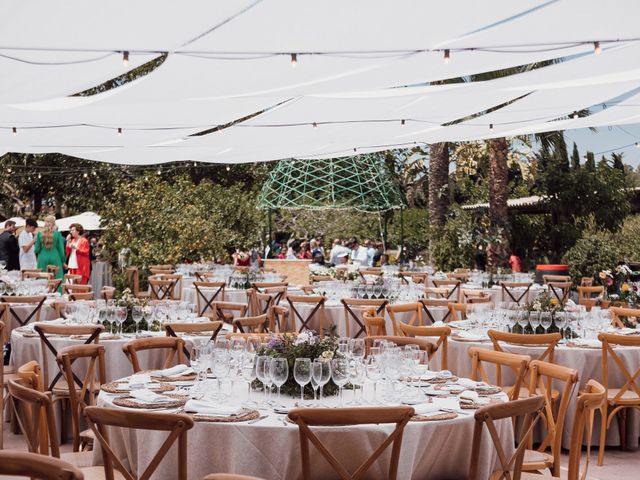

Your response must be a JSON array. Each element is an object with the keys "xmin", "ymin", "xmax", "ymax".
[{"xmin": 430, "ymin": 338, "xmax": 640, "ymax": 448}]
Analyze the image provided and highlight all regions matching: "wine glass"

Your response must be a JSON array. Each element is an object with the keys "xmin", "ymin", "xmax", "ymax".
[
  {"xmin": 64, "ymin": 302, "xmax": 76, "ymax": 322},
  {"xmin": 347, "ymin": 359, "xmax": 365, "ymax": 404},
  {"xmin": 246, "ymin": 335, "xmax": 261, "ymax": 354},
  {"xmin": 293, "ymin": 358, "xmax": 312, "ymax": 404},
  {"xmin": 365, "ymin": 355, "xmax": 383, "ymax": 403},
  {"xmin": 349, "ymin": 338, "xmax": 365, "ymax": 360},
  {"xmin": 211, "ymin": 351, "xmax": 230, "ymax": 398},
  {"xmin": 331, "ymin": 358, "xmax": 349, "ymax": 406},
  {"xmin": 241, "ymin": 354, "xmax": 257, "ymax": 405},
  {"xmin": 97, "ymin": 305, "xmax": 108, "ymax": 329},
  {"xmin": 256, "ymin": 356, "xmax": 272, "ymax": 402},
  {"xmin": 106, "ymin": 306, "xmax": 117, "ymax": 336},
  {"xmin": 115, "ymin": 306, "xmax": 128, "ymax": 336},
  {"xmin": 131, "ymin": 305, "xmax": 143, "ymax": 336},
  {"xmin": 270, "ymin": 358, "xmax": 289, "ymax": 404},
  {"xmin": 190, "ymin": 346, "xmax": 207, "ymax": 397},
  {"xmin": 337, "ymin": 338, "xmax": 350, "ymax": 358},
  {"xmin": 540, "ymin": 312, "xmax": 552, "ymax": 333}
]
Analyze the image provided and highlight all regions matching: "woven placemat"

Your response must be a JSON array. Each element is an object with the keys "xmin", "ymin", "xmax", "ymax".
[
  {"xmin": 434, "ymin": 385, "xmax": 465, "ymax": 395},
  {"xmin": 477, "ymin": 386, "xmax": 502, "ymax": 396},
  {"xmin": 411, "ymin": 412, "xmax": 458, "ymax": 422},
  {"xmin": 113, "ymin": 393, "xmax": 188, "ymax": 409},
  {"xmin": 150, "ymin": 372, "xmax": 198, "ymax": 382},
  {"xmin": 101, "ymin": 381, "xmax": 176, "ymax": 394},
  {"xmin": 189, "ymin": 408, "xmax": 260, "ymax": 423},
  {"xmin": 460, "ymin": 397, "xmax": 505, "ymax": 409}
]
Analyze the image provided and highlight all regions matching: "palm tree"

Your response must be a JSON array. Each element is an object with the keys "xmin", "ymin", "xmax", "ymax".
[{"xmin": 428, "ymin": 142, "xmax": 450, "ymax": 229}]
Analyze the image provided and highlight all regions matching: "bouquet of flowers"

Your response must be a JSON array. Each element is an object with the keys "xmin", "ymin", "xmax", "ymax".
[
  {"xmin": 524, "ymin": 291, "xmax": 564, "ymax": 314},
  {"xmin": 600, "ymin": 264, "xmax": 640, "ymax": 305},
  {"xmin": 254, "ymin": 330, "xmax": 340, "ymax": 397}
]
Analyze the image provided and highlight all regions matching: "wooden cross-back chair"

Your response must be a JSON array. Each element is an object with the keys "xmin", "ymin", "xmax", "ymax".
[
  {"xmin": 23, "ymin": 270, "xmax": 53, "ymax": 281},
  {"xmin": 193, "ymin": 271, "xmax": 216, "ymax": 282},
  {"xmin": 418, "ymin": 298, "xmax": 452, "ymax": 324},
  {"xmin": 57, "ymin": 344, "xmax": 107, "ymax": 452},
  {"xmin": 34, "ymin": 323, "xmax": 104, "ymax": 393},
  {"xmin": 253, "ymin": 281, "xmax": 289, "ymax": 292},
  {"xmin": 269, "ymin": 305, "xmax": 290, "ymax": 332},
  {"xmin": 363, "ymin": 309, "xmax": 387, "ymax": 336},
  {"xmin": 468, "ymin": 395, "xmax": 546, "ymax": 480},
  {"xmin": 447, "ymin": 303, "xmax": 467, "ymax": 321},
  {"xmin": 597, "ymin": 332, "xmax": 640, "ymax": 464},
  {"xmin": 156, "ymin": 273, "xmax": 183, "ymax": 300},
  {"xmin": 364, "ymin": 336, "xmax": 435, "ymax": 357},
  {"xmin": 448, "ymin": 272, "xmax": 470, "ymax": 283},
  {"xmin": 608, "ymin": 306, "xmax": 640, "ymax": 329},
  {"xmin": 48, "ymin": 278, "xmax": 63, "ymax": 293},
  {"xmin": 47, "ymin": 265, "xmax": 60, "ymax": 277},
  {"xmin": 70, "ymin": 292, "xmax": 95, "ymax": 301},
  {"xmin": 148, "ymin": 277, "xmax": 176, "ymax": 301},
  {"xmin": 310, "ymin": 275, "xmax": 332, "ymax": 283},
  {"xmin": 233, "ymin": 313, "xmax": 270, "ymax": 334},
  {"xmin": 386, "ymin": 302, "xmax": 422, "ymax": 336},
  {"xmin": 62, "ymin": 283, "xmax": 92, "ymax": 295},
  {"xmin": 397, "ymin": 323, "xmax": 450, "ymax": 370},
  {"xmin": 468, "ymin": 348, "xmax": 531, "ymax": 401},
  {"xmin": 500, "ymin": 282, "xmax": 533, "ymax": 305},
  {"xmin": 522, "ymin": 360, "xmax": 579, "ymax": 477},
  {"xmin": 461, "ymin": 289, "xmax": 487, "ymax": 302},
  {"xmin": 1, "ymin": 295, "xmax": 46, "ymax": 341},
  {"xmin": 263, "ymin": 286, "xmax": 289, "ymax": 305},
  {"xmin": 149, "ymin": 264, "xmax": 174, "ymax": 275},
  {"xmin": 211, "ymin": 301, "xmax": 248, "ymax": 324},
  {"xmin": 398, "ymin": 272, "xmax": 427, "ymax": 284},
  {"xmin": 21, "ymin": 268, "xmax": 42, "ymax": 279},
  {"xmin": 288, "ymin": 406, "xmax": 414, "ymax": 480},
  {"xmin": 431, "ymin": 279, "xmax": 462, "ymax": 302},
  {"xmin": 85, "ymin": 406, "xmax": 194, "ymax": 480},
  {"xmin": 122, "ymin": 336, "xmax": 186, "ymax": 373},
  {"xmin": 542, "ymin": 274, "xmax": 571, "ymax": 284},
  {"xmin": 423, "ymin": 287, "xmax": 451, "ymax": 300},
  {"xmin": 488, "ymin": 330, "xmax": 561, "ymax": 399},
  {"xmin": 577, "ymin": 285, "xmax": 604, "ymax": 302},
  {"xmin": 287, "ymin": 295, "xmax": 327, "ymax": 336},
  {"xmin": 15, "ymin": 360, "xmax": 47, "ymax": 452},
  {"xmin": 580, "ymin": 277, "xmax": 594, "ymax": 287},
  {"xmin": 101, "ymin": 286, "xmax": 116, "ymax": 301},
  {"xmin": 547, "ymin": 282, "xmax": 572, "ymax": 304},
  {"xmin": 247, "ymin": 288, "xmax": 272, "ymax": 317},
  {"xmin": 126, "ymin": 266, "xmax": 150, "ymax": 299},
  {"xmin": 64, "ymin": 274, "xmax": 83, "ymax": 285},
  {"xmin": 0, "ymin": 450, "xmax": 85, "ymax": 480},
  {"xmin": 193, "ymin": 281, "xmax": 226, "ymax": 317},
  {"xmin": 165, "ymin": 321, "xmax": 223, "ymax": 360},
  {"xmin": 341, "ymin": 298, "xmax": 388, "ymax": 338}
]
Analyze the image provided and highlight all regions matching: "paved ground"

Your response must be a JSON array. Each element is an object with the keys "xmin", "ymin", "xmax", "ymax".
[{"xmin": 3, "ymin": 427, "xmax": 640, "ymax": 479}]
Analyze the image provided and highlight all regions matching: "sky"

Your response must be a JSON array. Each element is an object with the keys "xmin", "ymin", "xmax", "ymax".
[{"xmin": 563, "ymin": 124, "xmax": 640, "ymax": 168}]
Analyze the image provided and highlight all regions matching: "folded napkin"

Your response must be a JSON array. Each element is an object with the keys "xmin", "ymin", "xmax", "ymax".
[
  {"xmin": 157, "ymin": 364, "xmax": 194, "ymax": 376},
  {"xmin": 129, "ymin": 390, "xmax": 173, "ymax": 404},
  {"xmin": 128, "ymin": 374, "xmax": 150, "ymax": 389},
  {"xmin": 456, "ymin": 378, "xmax": 479, "ymax": 389},
  {"xmin": 570, "ymin": 339, "xmax": 601, "ymax": 348},
  {"xmin": 455, "ymin": 331, "xmax": 488, "ymax": 341},
  {"xmin": 184, "ymin": 400, "xmax": 242, "ymax": 416},
  {"xmin": 412, "ymin": 404, "xmax": 442, "ymax": 416},
  {"xmin": 459, "ymin": 390, "xmax": 479, "ymax": 402}
]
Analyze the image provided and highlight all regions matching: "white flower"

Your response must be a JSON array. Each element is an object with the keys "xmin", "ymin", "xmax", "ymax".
[
  {"xmin": 321, "ymin": 350, "xmax": 334, "ymax": 360},
  {"xmin": 533, "ymin": 301, "xmax": 542, "ymax": 311}
]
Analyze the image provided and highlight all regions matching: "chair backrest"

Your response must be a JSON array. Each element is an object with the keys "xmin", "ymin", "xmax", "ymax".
[
  {"xmin": 598, "ymin": 332, "xmax": 640, "ymax": 403},
  {"xmin": 62, "ymin": 283, "xmax": 92, "ymax": 295},
  {"xmin": 288, "ymin": 406, "xmax": 414, "ymax": 480},
  {"xmin": 17, "ymin": 360, "xmax": 45, "ymax": 392},
  {"xmin": 468, "ymin": 348, "xmax": 531, "ymax": 401},
  {"xmin": 0, "ymin": 451, "xmax": 83, "ymax": 480},
  {"xmin": 448, "ymin": 272, "xmax": 470, "ymax": 282},
  {"xmin": 580, "ymin": 277, "xmax": 594, "ymax": 287},
  {"xmin": 69, "ymin": 292, "xmax": 95, "ymax": 301},
  {"xmin": 423, "ymin": 287, "xmax": 452, "ymax": 300},
  {"xmin": 577, "ymin": 285, "xmax": 604, "ymax": 301},
  {"xmin": 528, "ymin": 359, "xmax": 580, "ymax": 476},
  {"xmin": 468, "ymin": 297, "xmax": 494, "ymax": 305},
  {"xmin": 386, "ymin": 302, "xmax": 422, "ymax": 335},
  {"xmin": 565, "ymin": 380, "xmax": 605, "ymax": 480},
  {"xmin": 48, "ymin": 278, "xmax": 62, "ymax": 293},
  {"xmin": 193, "ymin": 281, "xmax": 226, "ymax": 316},
  {"xmin": 608, "ymin": 307, "xmax": 640, "ymax": 329},
  {"xmin": 447, "ymin": 303, "xmax": 467, "ymax": 321},
  {"xmin": 34, "ymin": 323, "xmax": 103, "ymax": 392},
  {"xmin": 233, "ymin": 314, "xmax": 270, "ymax": 334},
  {"xmin": 287, "ymin": 295, "xmax": 327, "ymax": 336},
  {"xmin": 211, "ymin": 301, "xmax": 248, "ymax": 323},
  {"xmin": 431, "ymin": 279, "xmax": 461, "ymax": 301},
  {"xmin": 500, "ymin": 282, "xmax": 533, "ymax": 305},
  {"xmin": 165, "ymin": 321, "xmax": 223, "ymax": 360},
  {"xmin": 57, "ymin": 344, "xmax": 107, "ymax": 452},
  {"xmin": 127, "ymin": 266, "xmax": 142, "ymax": 295},
  {"xmin": 468, "ymin": 395, "xmax": 546, "ymax": 480},
  {"xmin": 85, "ymin": 405, "xmax": 194, "ymax": 480},
  {"xmin": 461, "ymin": 289, "xmax": 487, "ymax": 302},
  {"xmin": 341, "ymin": 298, "xmax": 388, "ymax": 338},
  {"xmin": 270, "ymin": 304, "xmax": 290, "ymax": 332},
  {"xmin": 203, "ymin": 475, "xmax": 265, "ymax": 480},
  {"xmin": 101, "ymin": 286, "xmax": 116, "ymax": 300},
  {"xmin": 418, "ymin": 298, "xmax": 452, "ymax": 323},
  {"xmin": 46, "ymin": 265, "xmax": 60, "ymax": 277},
  {"xmin": 157, "ymin": 273, "xmax": 183, "ymax": 300},
  {"xmin": 364, "ymin": 336, "xmax": 435, "ymax": 357},
  {"xmin": 363, "ymin": 309, "xmax": 387, "ymax": 336},
  {"xmin": 63, "ymin": 273, "xmax": 83, "ymax": 284},
  {"xmin": 1, "ymin": 295, "xmax": 47, "ymax": 329},
  {"xmin": 547, "ymin": 282, "xmax": 572, "ymax": 304},
  {"xmin": 122, "ymin": 336, "xmax": 186, "ymax": 373},
  {"xmin": 396, "ymin": 323, "xmax": 450, "ymax": 369},
  {"xmin": 23, "ymin": 270, "xmax": 53, "ymax": 280},
  {"xmin": 543, "ymin": 274, "xmax": 571, "ymax": 284},
  {"xmin": 149, "ymin": 277, "xmax": 176, "ymax": 300},
  {"xmin": 253, "ymin": 281, "xmax": 289, "ymax": 291},
  {"xmin": 7, "ymin": 378, "xmax": 60, "ymax": 457}
]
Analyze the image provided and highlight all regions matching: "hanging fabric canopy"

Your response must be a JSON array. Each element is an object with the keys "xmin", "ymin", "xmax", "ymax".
[
  {"xmin": 56, "ymin": 211, "xmax": 103, "ymax": 231},
  {"xmin": 258, "ymin": 156, "xmax": 405, "ymax": 212}
]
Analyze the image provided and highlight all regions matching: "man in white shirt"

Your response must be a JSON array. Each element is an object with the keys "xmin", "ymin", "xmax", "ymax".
[
  {"xmin": 329, "ymin": 239, "xmax": 350, "ymax": 266},
  {"xmin": 18, "ymin": 218, "xmax": 38, "ymax": 269},
  {"xmin": 364, "ymin": 239, "xmax": 377, "ymax": 267},
  {"xmin": 350, "ymin": 238, "xmax": 369, "ymax": 266}
]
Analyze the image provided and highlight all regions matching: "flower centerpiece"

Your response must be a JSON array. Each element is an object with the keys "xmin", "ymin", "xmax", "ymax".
[
  {"xmin": 114, "ymin": 288, "xmax": 149, "ymax": 332},
  {"xmin": 254, "ymin": 330, "xmax": 340, "ymax": 398},
  {"xmin": 599, "ymin": 264, "xmax": 640, "ymax": 306},
  {"xmin": 518, "ymin": 291, "xmax": 564, "ymax": 335}
]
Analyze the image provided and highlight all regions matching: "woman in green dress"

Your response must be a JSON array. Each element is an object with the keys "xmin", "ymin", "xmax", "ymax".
[{"xmin": 34, "ymin": 215, "xmax": 65, "ymax": 280}]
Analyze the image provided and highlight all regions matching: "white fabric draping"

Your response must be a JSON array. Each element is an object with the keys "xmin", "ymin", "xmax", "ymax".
[{"xmin": 56, "ymin": 212, "xmax": 103, "ymax": 231}]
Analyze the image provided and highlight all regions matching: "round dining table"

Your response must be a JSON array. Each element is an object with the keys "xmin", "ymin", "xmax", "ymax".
[
  {"xmin": 94, "ymin": 374, "xmax": 513, "ymax": 480},
  {"xmin": 428, "ymin": 334, "xmax": 640, "ymax": 448}
]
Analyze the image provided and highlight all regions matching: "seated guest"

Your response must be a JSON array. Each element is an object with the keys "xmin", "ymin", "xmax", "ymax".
[{"xmin": 312, "ymin": 253, "xmax": 325, "ymax": 265}]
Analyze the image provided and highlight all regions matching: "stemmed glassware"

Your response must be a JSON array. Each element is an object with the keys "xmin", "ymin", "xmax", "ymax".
[
  {"xmin": 348, "ymin": 338, "xmax": 365, "ymax": 361},
  {"xmin": 293, "ymin": 358, "xmax": 312, "ymax": 404},
  {"xmin": 131, "ymin": 306, "xmax": 143, "ymax": 336},
  {"xmin": 540, "ymin": 312, "xmax": 552, "ymax": 333},
  {"xmin": 241, "ymin": 354, "xmax": 257, "ymax": 405},
  {"xmin": 211, "ymin": 350, "xmax": 230, "ymax": 398},
  {"xmin": 331, "ymin": 358, "xmax": 349, "ymax": 406},
  {"xmin": 190, "ymin": 345, "xmax": 210, "ymax": 397},
  {"xmin": 115, "ymin": 306, "xmax": 127, "ymax": 336},
  {"xmin": 256, "ymin": 356, "xmax": 272, "ymax": 403},
  {"xmin": 106, "ymin": 305, "xmax": 117, "ymax": 336},
  {"xmin": 270, "ymin": 358, "xmax": 289, "ymax": 404},
  {"xmin": 365, "ymin": 355, "xmax": 383, "ymax": 403},
  {"xmin": 347, "ymin": 359, "xmax": 365, "ymax": 404},
  {"xmin": 312, "ymin": 359, "xmax": 331, "ymax": 403}
]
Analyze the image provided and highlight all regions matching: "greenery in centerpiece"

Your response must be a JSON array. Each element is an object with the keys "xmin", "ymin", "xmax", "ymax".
[
  {"xmin": 516, "ymin": 291, "xmax": 564, "ymax": 335},
  {"xmin": 254, "ymin": 331, "xmax": 340, "ymax": 398},
  {"xmin": 111, "ymin": 288, "xmax": 150, "ymax": 333},
  {"xmin": 599, "ymin": 264, "xmax": 640, "ymax": 306}
]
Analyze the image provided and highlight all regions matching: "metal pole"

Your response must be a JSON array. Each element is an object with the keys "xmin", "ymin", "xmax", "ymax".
[
  {"xmin": 267, "ymin": 209, "xmax": 273, "ymax": 258},
  {"xmin": 400, "ymin": 207, "xmax": 405, "ymax": 264}
]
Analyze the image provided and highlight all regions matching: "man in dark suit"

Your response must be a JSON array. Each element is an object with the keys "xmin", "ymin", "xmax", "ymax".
[{"xmin": 0, "ymin": 220, "xmax": 20, "ymax": 270}]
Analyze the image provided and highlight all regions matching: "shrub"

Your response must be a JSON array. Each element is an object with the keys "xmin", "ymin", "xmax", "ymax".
[
  {"xmin": 561, "ymin": 230, "xmax": 619, "ymax": 284},
  {"xmin": 614, "ymin": 215, "xmax": 640, "ymax": 263}
]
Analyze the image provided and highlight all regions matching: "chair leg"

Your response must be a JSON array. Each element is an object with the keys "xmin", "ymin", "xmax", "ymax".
[
  {"xmin": 618, "ymin": 408, "xmax": 628, "ymax": 451},
  {"xmin": 598, "ymin": 404, "xmax": 607, "ymax": 466}
]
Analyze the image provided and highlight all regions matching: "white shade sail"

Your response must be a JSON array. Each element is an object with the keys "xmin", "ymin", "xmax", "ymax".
[{"xmin": 56, "ymin": 211, "xmax": 103, "ymax": 231}]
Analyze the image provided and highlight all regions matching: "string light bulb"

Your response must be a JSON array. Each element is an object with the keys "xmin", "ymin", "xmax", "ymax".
[
  {"xmin": 38, "ymin": 173, "xmax": 42, "ymax": 179},
  {"xmin": 353, "ymin": 147, "xmax": 357, "ymax": 152},
  {"xmin": 117, "ymin": 128, "xmax": 122, "ymax": 136},
  {"xmin": 93, "ymin": 170, "xmax": 97, "ymax": 175},
  {"xmin": 83, "ymin": 172, "xmax": 88, "ymax": 178},
  {"xmin": 123, "ymin": 51, "xmax": 129, "ymax": 66},
  {"xmin": 489, "ymin": 123, "xmax": 494, "ymax": 131},
  {"xmin": 12, "ymin": 127, "xmax": 16, "ymax": 136},
  {"xmin": 226, "ymin": 165, "xmax": 230, "ymax": 171},
  {"xmin": 443, "ymin": 49, "xmax": 450, "ymax": 64},
  {"xmin": 290, "ymin": 53, "xmax": 297, "ymax": 68},
  {"xmin": 572, "ymin": 112, "xmax": 579, "ymax": 119},
  {"xmin": 7, "ymin": 168, "xmax": 11, "ymax": 173},
  {"xmin": 312, "ymin": 122, "xmax": 317, "ymax": 128},
  {"xmin": 401, "ymin": 119, "xmax": 406, "ymax": 126},
  {"xmin": 157, "ymin": 169, "xmax": 161, "ymax": 175},
  {"xmin": 594, "ymin": 42, "xmax": 601, "ymax": 55},
  {"xmin": 636, "ymin": 142, "xmax": 640, "ymax": 149}
]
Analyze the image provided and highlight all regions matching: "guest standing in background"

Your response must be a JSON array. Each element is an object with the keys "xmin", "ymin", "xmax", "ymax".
[
  {"xmin": 35, "ymin": 215, "xmax": 65, "ymax": 280},
  {"xmin": 475, "ymin": 245, "xmax": 487, "ymax": 271},
  {"xmin": 0, "ymin": 220, "xmax": 20, "ymax": 270},
  {"xmin": 66, "ymin": 223, "xmax": 91, "ymax": 284},
  {"xmin": 349, "ymin": 237, "xmax": 368, "ymax": 266},
  {"xmin": 18, "ymin": 218, "xmax": 38, "ymax": 270},
  {"xmin": 509, "ymin": 250, "xmax": 522, "ymax": 273}
]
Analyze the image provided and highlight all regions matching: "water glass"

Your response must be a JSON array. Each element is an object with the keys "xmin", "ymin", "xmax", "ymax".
[
  {"xmin": 131, "ymin": 305, "xmax": 143, "ymax": 335},
  {"xmin": 270, "ymin": 358, "xmax": 289, "ymax": 403},
  {"xmin": 241, "ymin": 354, "xmax": 257, "ymax": 405},
  {"xmin": 293, "ymin": 358, "xmax": 312, "ymax": 403},
  {"xmin": 331, "ymin": 358, "xmax": 349, "ymax": 406},
  {"xmin": 312, "ymin": 359, "xmax": 331, "ymax": 402}
]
